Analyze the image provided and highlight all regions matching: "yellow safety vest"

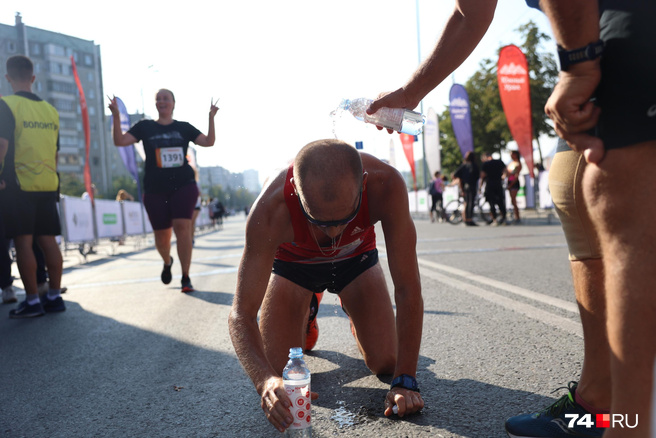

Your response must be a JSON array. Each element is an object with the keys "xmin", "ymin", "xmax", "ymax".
[{"xmin": 1, "ymin": 95, "xmax": 59, "ymax": 191}]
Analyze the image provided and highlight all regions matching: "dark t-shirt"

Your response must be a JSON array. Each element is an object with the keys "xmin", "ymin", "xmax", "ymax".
[
  {"xmin": 481, "ymin": 159, "xmax": 506, "ymax": 192},
  {"xmin": 128, "ymin": 119, "xmax": 201, "ymax": 193},
  {"xmin": 454, "ymin": 162, "xmax": 480, "ymax": 191}
]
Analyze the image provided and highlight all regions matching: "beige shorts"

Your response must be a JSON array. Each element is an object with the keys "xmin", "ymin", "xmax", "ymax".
[{"xmin": 548, "ymin": 150, "xmax": 602, "ymax": 261}]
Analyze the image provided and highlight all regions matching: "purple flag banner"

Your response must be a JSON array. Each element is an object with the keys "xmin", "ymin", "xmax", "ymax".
[
  {"xmin": 449, "ymin": 84, "xmax": 474, "ymax": 158},
  {"xmin": 110, "ymin": 97, "xmax": 139, "ymax": 182}
]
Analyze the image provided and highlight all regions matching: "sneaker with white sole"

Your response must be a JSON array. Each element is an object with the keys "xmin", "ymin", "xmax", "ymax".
[
  {"xmin": 9, "ymin": 300, "xmax": 45, "ymax": 319},
  {"xmin": 505, "ymin": 382, "xmax": 604, "ymax": 437}
]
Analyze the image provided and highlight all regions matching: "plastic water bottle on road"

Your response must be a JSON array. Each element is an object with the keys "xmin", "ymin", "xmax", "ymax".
[
  {"xmin": 334, "ymin": 98, "xmax": 426, "ymax": 135},
  {"xmin": 282, "ymin": 347, "xmax": 312, "ymax": 437}
]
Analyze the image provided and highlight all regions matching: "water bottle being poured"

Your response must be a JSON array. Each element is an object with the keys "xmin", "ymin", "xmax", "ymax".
[{"xmin": 333, "ymin": 98, "xmax": 426, "ymax": 136}]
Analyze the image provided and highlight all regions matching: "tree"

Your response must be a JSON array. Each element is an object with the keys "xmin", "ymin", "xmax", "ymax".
[
  {"xmin": 59, "ymin": 172, "xmax": 86, "ymax": 197},
  {"xmin": 109, "ymin": 175, "xmax": 139, "ymax": 200},
  {"xmin": 438, "ymin": 21, "xmax": 557, "ymax": 176}
]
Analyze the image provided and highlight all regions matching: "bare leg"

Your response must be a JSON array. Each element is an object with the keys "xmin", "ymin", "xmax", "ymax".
[
  {"xmin": 172, "ymin": 218, "xmax": 193, "ymax": 277},
  {"xmin": 153, "ymin": 228, "xmax": 173, "ymax": 265},
  {"xmin": 13, "ymin": 235, "xmax": 38, "ymax": 297},
  {"xmin": 191, "ymin": 210, "xmax": 200, "ymax": 240},
  {"xmin": 571, "ymin": 258, "xmax": 611, "ymax": 409},
  {"xmin": 259, "ymin": 274, "xmax": 314, "ymax": 374},
  {"xmin": 36, "ymin": 235, "xmax": 63, "ymax": 290},
  {"xmin": 339, "ymin": 263, "xmax": 397, "ymax": 375},
  {"xmin": 584, "ymin": 142, "xmax": 656, "ymax": 437},
  {"xmin": 509, "ymin": 190, "xmax": 520, "ymax": 221}
]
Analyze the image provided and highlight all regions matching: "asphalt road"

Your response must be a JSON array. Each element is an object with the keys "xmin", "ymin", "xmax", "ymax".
[{"xmin": 0, "ymin": 211, "xmax": 585, "ymax": 438}]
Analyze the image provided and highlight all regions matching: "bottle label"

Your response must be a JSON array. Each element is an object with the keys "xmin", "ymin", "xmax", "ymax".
[{"xmin": 284, "ymin": 379, "xmax": 311, "ymax": 429}]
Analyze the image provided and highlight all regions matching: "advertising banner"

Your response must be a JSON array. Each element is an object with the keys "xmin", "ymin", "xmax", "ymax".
[
  {"xmin": 449, "ymin": 84, "xmax": 474, "ymax": 158},
  {"xmin": 424, "ymin": 107, "xmax": 441, "ymax": 176},
  {"xmin": 122, "ymin": 201, "xmax": 145, "ymax": 235},
  {"xmin": 94, "ymin": 199, "xmax": 124, "ymax": 238},
  {"xmin": 70, "ymin": 56, "xmax": 93, "ymax": 204},
  {"xmin": 399, "ymin": 133, "xmax": 417, "ymax": 190},
  {"xmin": 110, "ymin": 97, "xmax": 139, "ymax": 182},
  {"xmin": 498, "ymin": 45, "xmax": 535, "ymax": 176},
  {"xmin": 61, "ymin": 195, "xmax": 95, "ymax": 243}
]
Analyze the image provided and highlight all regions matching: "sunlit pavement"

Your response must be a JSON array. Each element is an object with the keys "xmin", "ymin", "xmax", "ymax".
[{"xmin": 0, "ymin": 210, "xmax": 582, "ymax": 437}]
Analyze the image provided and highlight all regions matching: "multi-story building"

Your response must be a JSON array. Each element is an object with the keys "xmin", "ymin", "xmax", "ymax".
[
  {"xmin": 242, "ymin": 169, "xmax": 261, "ymax": 194},
  {"xmin": 0, "ymin": 13, "xmax": 111, "ymax": 193},
  {"xmin": 199, "ymin": 166, "xmax": 242, "ymax": 194}
]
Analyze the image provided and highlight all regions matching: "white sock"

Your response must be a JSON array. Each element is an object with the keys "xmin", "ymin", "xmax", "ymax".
[
  {"xmin": 27, "ymin": 295, "xmax": 41, "ymax": 305},
  {"xmin": 47, "ymin": 289, "xmax": 61, "ymax": 300}
]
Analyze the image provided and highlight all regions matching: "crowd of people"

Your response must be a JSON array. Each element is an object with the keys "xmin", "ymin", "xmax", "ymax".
[
  {"xmin": 427, "ymin": 149, "xmax": 524, "ymax": 226},
  {"xmin": 1, "ymin": 0, "xmax": 655, "ymax": 435}
]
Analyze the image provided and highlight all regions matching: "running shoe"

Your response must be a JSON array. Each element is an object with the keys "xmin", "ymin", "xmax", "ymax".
[
  {"xmin": 9, "ymin": 300, "xmax": 45, "ymax": 319},
  {"xmin": 505, "ymin": 382, "xmax": 603, "ymax": 437},
  {"xmin": 161, "ymin": 256, "xmax": 174, "ymax": 285},
  {"xmin": 305, "ymin": 292, "xmax": 323, "ymax": 351},
  {"xmin": 181, "ymin": 275, "xmax": 194, "ymax": 293},
  {"xmin": 2, "ymin": 285, "xmax": 17, "ymax": 304},
  {"xmin": 41, "ymin": 295, "xmax": 66, "ymax": 313}
]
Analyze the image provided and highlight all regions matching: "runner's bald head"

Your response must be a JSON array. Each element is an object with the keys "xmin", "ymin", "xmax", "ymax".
[{"xmin": 294, "ymin": 140, "xmax": 363, "ymax": 202}]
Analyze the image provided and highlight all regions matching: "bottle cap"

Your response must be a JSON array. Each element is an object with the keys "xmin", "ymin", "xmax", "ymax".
[{"xmin": 289, "ymin": 347, "xmax": 303, "ymax": 358}]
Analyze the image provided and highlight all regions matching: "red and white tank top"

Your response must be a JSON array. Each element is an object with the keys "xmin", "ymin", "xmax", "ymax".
[{"xmin": 275, "ymin": 165, "xmax": 376, "ymax": 264}]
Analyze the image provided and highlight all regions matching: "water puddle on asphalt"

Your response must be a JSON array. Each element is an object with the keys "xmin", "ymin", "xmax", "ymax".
[{"xmin": 330, "ymin": 401, "xmax": 371, "ymax": 428}]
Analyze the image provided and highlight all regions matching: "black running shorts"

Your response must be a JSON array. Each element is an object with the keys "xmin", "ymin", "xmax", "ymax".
[
  {"xmin": 272, "ymin": 249, "xmax": 379, "ymax": 294},
  {"xmin": 597, "ymin": 3, "xmax": 656, "ymax": 149},
  {"xmin": 0, "ymin": 190, "xmax": 61, "ymax": 238}
]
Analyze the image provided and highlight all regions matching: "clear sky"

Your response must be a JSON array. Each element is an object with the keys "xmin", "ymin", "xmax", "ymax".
[{"xmin": 1, "ymin": 0, "xmax": 555, "ymax": 184}]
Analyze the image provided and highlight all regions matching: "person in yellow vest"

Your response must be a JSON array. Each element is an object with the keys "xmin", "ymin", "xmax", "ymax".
[{"xmin": 0, "ymin": 55, "xmax": 65, "ymax": 318}]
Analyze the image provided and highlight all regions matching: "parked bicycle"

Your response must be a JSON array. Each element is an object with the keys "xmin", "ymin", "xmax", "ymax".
[{"xmin": 445, "ymin": 193, "xmax": 492, "ymax": 225}]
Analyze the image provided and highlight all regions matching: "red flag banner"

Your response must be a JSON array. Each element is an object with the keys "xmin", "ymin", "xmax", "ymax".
[
  {"xmin": 399, "ymin": 133, "xmax": 416, "ymax": 190},
  {"xmin": 497, "ymin": 45, "xmax": 534, "ymax": 176},
  {"xmin": 71, "ymin": 56, "xmax": 93, "ymax": 203}
]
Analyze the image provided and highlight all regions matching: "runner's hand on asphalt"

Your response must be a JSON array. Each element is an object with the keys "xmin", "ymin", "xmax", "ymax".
[
  {"xmin": 260, "ymin": 376, "xmax": 318, "ymax": 432},
  {"xmin": 384, "ymin": 387, "xmax": 424, "ymax": 417}
]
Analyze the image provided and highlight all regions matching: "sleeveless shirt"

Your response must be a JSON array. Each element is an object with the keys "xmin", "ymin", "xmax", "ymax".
[{"xmin": 274, "ymin": 165, "xmax": 377, "ymax": 264}]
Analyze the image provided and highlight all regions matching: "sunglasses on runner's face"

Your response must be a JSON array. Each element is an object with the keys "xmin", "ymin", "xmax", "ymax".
[{"xmin": 297, "ymin": 188, "xmax": 362, "ymax": 228}]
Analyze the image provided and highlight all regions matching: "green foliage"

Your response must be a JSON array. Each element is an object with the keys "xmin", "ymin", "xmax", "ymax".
[
  {"xmin": 108, "ymin": 175, "xmax": 139, "ymax": 200},
  {"xmin": 207, "ymin": 184, "xmax": 256, "ymax": 210},
  {"xmin": 438, "ymin": 21, "xmax": 557, "ymax": 176},
  {"xmin": 58, "ymin": 172, "xmax": 86, "ymax": 197}
]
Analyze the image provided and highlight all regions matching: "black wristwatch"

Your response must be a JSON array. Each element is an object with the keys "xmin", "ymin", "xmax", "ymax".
[
  {"xmin": 391, "ymin": 374, "xmax": 420, "ymax": 393},
  {"xmin": 558, "ymin": 40, "xmax": 604, "ymax": 71}
]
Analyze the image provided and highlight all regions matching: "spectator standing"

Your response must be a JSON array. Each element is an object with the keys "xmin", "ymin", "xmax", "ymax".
[
  {"xmin": 480, "ymin": 152, "xmax": 507, "ymax": 225},
  {"xmin": 0, "ymin": 55, "xmax": 65, "ymax": 318},
  {"xmin": 536, "ymin": 1, "xmax": 656, "ymax": 436},
  {"xmin": 506, "ymin": 150, "xmax": 522, "ymax": 224},
  {"xmin": 453, "ymin": 151, "xmax": 480, "ymax": 226},
  {"xmin": 427, "ymin": 171, "xmax": 444, "ymax": 223}
]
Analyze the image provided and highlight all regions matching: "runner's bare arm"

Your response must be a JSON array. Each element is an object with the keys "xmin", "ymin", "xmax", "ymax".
[
  {"xmin": 368, "ymin": 0, "xmax": 497, "ymax": 115},
  {"xmin": 228, "ymin": 171, "xmax": 295, "ymax": 432},
  {"xmin": 366, "ymin": 157, "xmax": 424, "ymax": 417}
]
